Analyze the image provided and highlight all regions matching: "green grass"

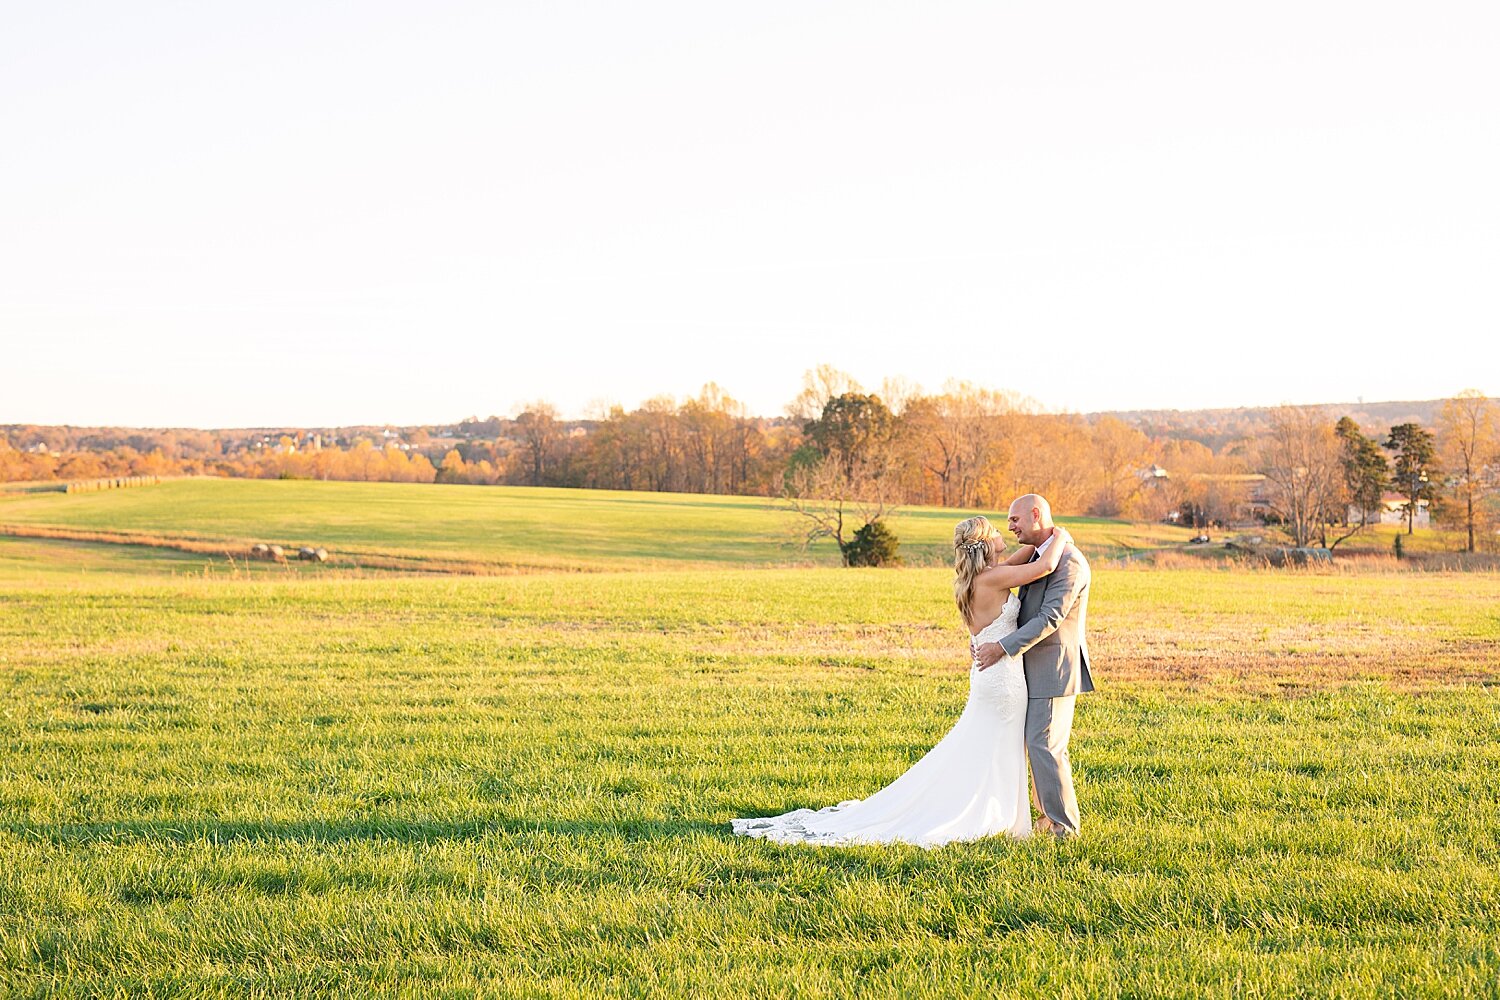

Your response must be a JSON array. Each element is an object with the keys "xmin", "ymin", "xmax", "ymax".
[
  {"xmin": 3, "ymin": 548, "xmax": 1499, "ymax": 997},
  {"xmin": 2, "ymin": 481, "xmax": 1498, "ymax": 995},
  {"xmin": 0, "ymin": 535, "xmax": 345, "ymax": 581},
  {"xmin": 0, "ymin": 477, "xmax": 1191, "ymax": 570},
  {"xmin": 1337, "ymin": 520, "xmax": 1492, "ymax": 556}
]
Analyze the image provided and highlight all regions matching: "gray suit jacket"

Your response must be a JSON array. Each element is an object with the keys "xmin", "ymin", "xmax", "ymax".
[{"xmin": 998, "ymin": 545, "xmax": 1094, "ymax": 698}]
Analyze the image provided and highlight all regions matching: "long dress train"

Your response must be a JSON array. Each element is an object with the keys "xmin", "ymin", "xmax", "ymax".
[{"xmin": 731, "ymin": 594, "xmax": 1031, "ymax": 848}]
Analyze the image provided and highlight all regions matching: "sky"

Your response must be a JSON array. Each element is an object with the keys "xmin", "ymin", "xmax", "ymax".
[{"xmin": 3, "ymin": 1, "xmax": 1498, "ymax": 427}]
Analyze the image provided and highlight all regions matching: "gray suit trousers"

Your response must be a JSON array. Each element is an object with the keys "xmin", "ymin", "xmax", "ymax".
[{"xmin": 1026, "ymin": 695, "xmax": 1079, "ymax": 837}]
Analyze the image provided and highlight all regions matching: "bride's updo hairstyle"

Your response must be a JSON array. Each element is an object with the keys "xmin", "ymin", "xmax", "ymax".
[{"xmin": 953, "ymin": 515, "xmax": 998, "ymax": 627}]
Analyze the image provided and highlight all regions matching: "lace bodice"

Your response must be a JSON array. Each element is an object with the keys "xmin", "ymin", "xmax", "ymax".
[
  {"xmin": 969, "ymin": 593, "xmax": 1020, "ymax": 648},
  {"xmin": 967, "ymin": 592, "xmax": 1026, "ymax": 709}
]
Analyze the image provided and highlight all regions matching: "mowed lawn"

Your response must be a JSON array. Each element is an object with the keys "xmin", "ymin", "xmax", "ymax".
[
  {"xmin": 0, "ymin": 477, "xmax": 1188, "ymax": 570},
  {"xmin": 2, "ymin": 546, "xmax": 1499, "ymax": 997}
]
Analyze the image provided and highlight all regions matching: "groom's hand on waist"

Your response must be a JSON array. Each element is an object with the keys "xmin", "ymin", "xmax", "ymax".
[{"xmin": 974, "ymin": 642, "xmax": 1005, "ymax": 670}]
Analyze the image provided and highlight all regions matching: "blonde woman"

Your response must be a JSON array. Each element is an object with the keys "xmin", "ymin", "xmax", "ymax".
[{"xmin": 732, "ymin": 514, "xmax": 1071, "ymax": 847}]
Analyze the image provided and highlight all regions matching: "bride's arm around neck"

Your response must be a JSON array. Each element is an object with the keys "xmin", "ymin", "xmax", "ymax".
[
  {"xmin": 977, "ymin": 528, "xmax": 1071, "ymax": 593},
  {"xmin": 999, "ymin": 542, "xmax": 1037, "ymax": 566}
]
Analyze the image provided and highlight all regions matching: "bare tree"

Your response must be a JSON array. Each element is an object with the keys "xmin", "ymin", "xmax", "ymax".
[
  {"xmin": 1438, "ymin": 389, "xmax": 1499, "ymax": 553},
  {"xmin": 1258, "ymin": 405, "xmax": 1342, "ymax": 547},
  {"xmin": 785, "ymin": 365, "xmax": 862, "ymax": 423},
  {"xmin": 781, "ymin": 449, "xmax": 901, "ymax": 566},
  {"xmin": 878, "ymin": 375, "xmax": 921, "ymax": 416}
]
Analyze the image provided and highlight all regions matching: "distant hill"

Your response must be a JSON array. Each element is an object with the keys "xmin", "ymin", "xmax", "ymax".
[
  {"xmin": 5, "ymin": 399, "xmax": 1452, "ymax": 462},
  {"xmin": 1093, "ymin": 400, "xmax": 1444, "ymax": 452}
]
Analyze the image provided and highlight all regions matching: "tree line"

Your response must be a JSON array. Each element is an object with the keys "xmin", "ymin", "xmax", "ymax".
[
  {"xmin": 4, "ymin": 374, "xmax": 1496, "ymax": 551},
  {"xmin": 1257, "ymin": 391, "xmax": 1499, "ymax": 553}
]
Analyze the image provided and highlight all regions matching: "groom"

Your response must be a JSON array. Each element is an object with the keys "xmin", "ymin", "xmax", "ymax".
[{"xmin": 975, "ymin": 493, "xmax": 1093, "ymax": 838}]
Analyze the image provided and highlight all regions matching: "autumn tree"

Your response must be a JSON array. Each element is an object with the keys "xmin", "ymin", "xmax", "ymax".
[
  {"xmin": 576, "ymin": 405, "xmax": 637, "ymax": 490},
  {"xmin": 1436, "ymin": 390, "xmax": 1499, "ymax": 553},
  {"xmin": 564, "ymin": 391, "xmax": 783, "ymax": 498},
  {"xmin": 1384, "ymin": 422, "xmax": 1439, "ymax": 535},
  {"xmin": 1090, "ymin": 415, "xmax": 1153, "ymax": 517},
  {"xmin": 902, "ymin": 382, "xmax": 1026, "ymax": 508},
  {"xmin": 381, "ymin": 445, "xmax": 434, "ymax": 483},
  {"xmin": 1007, "ymin": 413, "xmax": 1095, "ymax": 514},
  {"xmin": 56, "ymin": 451, "xmax": 106, "ymax": 480},
  {"xmin": 1157, "ymin": 439, "xmax": 1251, "ymax": 527},
  {"xmin": 679, "ymin": 384, "xmax": 755, "ymax": 494},
  {"xmin": 513, "ymin": 402, "xmax": 561, "ymax": 487},
  {"xmin": 346, "ymin": 439, "xmax": 385, "ymax": 482},
  {"xmin": 804, "ymin": 392, "xmax": 895, "ymax": 481},
  {"xmin": 637, "ymin": 395, "xmax": 682, "ymax": 492},
  {"xmin": 437, "ymin": 449, "xmax": 469, "ymax": 483}
]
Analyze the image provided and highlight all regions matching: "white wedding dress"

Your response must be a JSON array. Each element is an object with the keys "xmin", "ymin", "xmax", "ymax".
[{"xmin": 731, "ymin": 593, "xmax": 1031, "ymax": 848}]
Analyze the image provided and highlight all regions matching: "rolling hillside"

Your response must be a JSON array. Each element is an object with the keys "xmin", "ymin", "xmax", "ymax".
[{"xmin": 0, "ymin": 477, "xmax": 1189, "ymax": 572}]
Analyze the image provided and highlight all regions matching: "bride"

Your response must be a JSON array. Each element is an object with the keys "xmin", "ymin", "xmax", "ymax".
[{"xmin": 731, "ymin": 516, "xmax": 1072, "ymax": 848}]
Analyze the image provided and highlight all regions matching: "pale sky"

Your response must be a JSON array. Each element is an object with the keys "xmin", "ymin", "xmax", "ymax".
[{"xmin": 3, "ymin": 2, "xmax": 1497, "ymax": 427}]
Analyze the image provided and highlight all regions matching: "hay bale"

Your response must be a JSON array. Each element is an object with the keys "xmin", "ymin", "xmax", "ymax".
[
  {"xmin": 1266, "ymin": 546, "xmax": 1332, "ymax": 567},
  {"xmin": 267, "ymin": 544, "xmax": 284, "ymax": 561},
  {"xmin": 313, "ymin": 548, "xmax": 328, "ymax": 562},
  {"xmin": 250, "ymin": 543, "xmax": 270, "ymax": 559},
  {"xmin": 298, "ymin": 546, "xmax": 318, "ymax": 561}
]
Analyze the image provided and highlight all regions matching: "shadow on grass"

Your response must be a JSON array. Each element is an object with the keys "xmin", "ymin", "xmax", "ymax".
[{"xmin": 4, "ymin": 814, "xmax": 731, "ymax": 847}]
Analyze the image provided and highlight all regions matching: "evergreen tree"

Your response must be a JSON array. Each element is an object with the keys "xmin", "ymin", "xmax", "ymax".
[
  {"xmin": 1384, "ymin": 423, "xmax": 1438, "ymax": 534},
  {"xmin": 1329, "ymin": 417, "xmax": 1388, "ymax": 549}
]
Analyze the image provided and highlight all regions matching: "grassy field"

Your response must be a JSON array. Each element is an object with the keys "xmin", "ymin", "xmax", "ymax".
[
  {"xmin": 0, "ymin": 477, "xmax": 1190, "ymax": 571},
  {"xmin": 2, "ymin": 481, "xmax": 1499, "ymax": 997}
]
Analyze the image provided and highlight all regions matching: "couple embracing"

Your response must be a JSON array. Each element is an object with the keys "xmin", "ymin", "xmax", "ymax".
[{"xmin": 732, "ymin": 493, "xmax": 1092, "ymax": 848}]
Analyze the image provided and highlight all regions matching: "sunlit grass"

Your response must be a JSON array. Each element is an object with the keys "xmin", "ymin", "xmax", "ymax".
[{"xmin": 3, "ymin": 557, "xmax": 1499, "ymax": 996}]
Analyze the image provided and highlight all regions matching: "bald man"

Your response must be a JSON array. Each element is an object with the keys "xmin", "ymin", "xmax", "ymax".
[{"xmin": 974, "ymin": 493, "xmax": 1094, "ymax": 837}]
